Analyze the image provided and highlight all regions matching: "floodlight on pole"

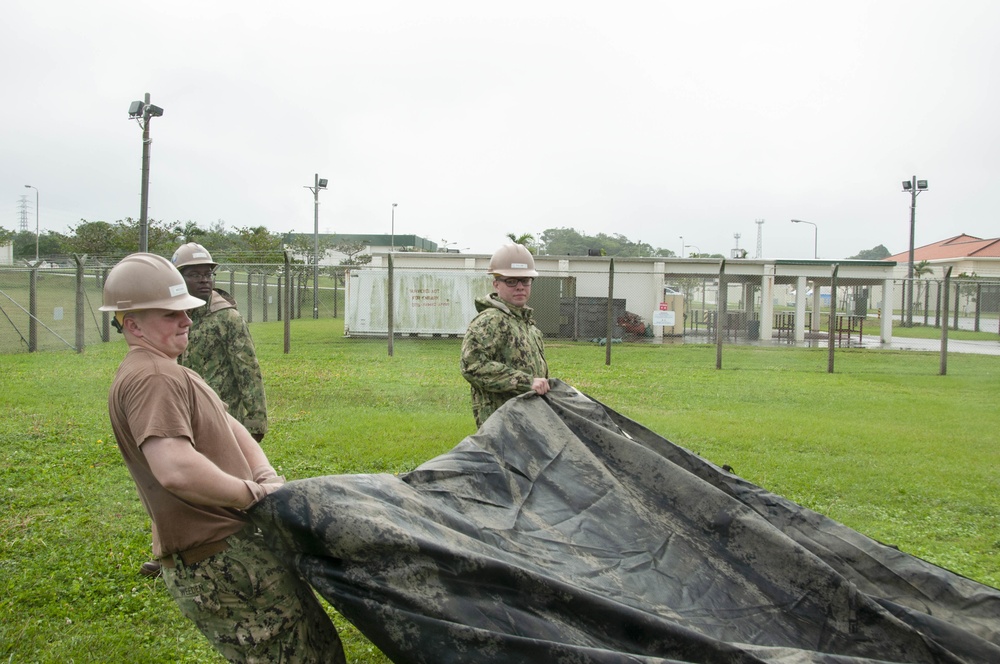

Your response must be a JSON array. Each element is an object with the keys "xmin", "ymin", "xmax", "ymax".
[
  {"xmin": 23, "ymin": 185, "xmax": 39, "ymax": 263},
  {"xmin": 127, "ymin": 92, "xmax": 164, "ymax": 252},
  {"xmin": 790, "ymin": 219, "xmax": 818, "ymax": 259},
  {"xmin": 902, "ymin": 175, "xmax": 928, "ymax": 327},
  {"xmin": 304, "ymin": 174, "xmax": 328, "ymax": 319}
]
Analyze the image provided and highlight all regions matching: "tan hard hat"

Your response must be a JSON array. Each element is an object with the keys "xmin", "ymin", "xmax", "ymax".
[
  {"xmin": 171, "ymin": 242, "xmax": 218, "ymax": 270},
  {"xmin": 488, "ymin": 244, "xmax": 538, "ymax": 278},
  {"xmin": 99, "ymin": 253, "xmax": 206, "ymax": 312}
]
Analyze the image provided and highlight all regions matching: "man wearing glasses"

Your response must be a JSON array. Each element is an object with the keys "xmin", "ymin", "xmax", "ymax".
[
  {"xmin": 138, "ymin": 242, "xmax": 269, "ymax": 579},
  {"xmin": 460, "ymin": 243, "xmax": 550, "ymax": 427}
]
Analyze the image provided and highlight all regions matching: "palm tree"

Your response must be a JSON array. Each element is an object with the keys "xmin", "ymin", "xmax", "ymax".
[{"xmin": 505, "ymin": 233, "xmax": 536, "ymax": 254}]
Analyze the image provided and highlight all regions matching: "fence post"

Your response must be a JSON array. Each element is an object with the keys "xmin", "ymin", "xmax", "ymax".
[
  {"xmin": 276, "ymin": 273, "xmax": 283, "ymax": 322},
  {"xmin": 100, "ymin": 267, "xmax": 110, "ymax": 342},
  {"xmin": 262, "ymin": 273, "xmax": 269, "ymax": 323},
  {"xmin": 941, "ymin": 267, "xmax": 952, "ymax": 375},
  {"xmin": 29, "ymin": 264, "xmax": 38, "ymax": 352},
  {"xmin": 74, "ymin": 254, "xmax": 86, "ymax": 353},
  {"xmin": 934, "ymin": 281, "xmax": 941, "ymax": 328},
  {"xmin": 245, "ymin": 270, "xmax": 254, "ymax": 323},
  {"xmin": 716, "ymin": 260, "xmax": 726, "ymax": 370},
  {"xmin": 974, "ymin": 283, "xmax": 981, "ymax": 332},
  {"xmin": 953, "ymin": 282, "xmax": 960, "ymax": 330},
  {"xmin": 388, "ymin": 255, "xmax": 395, "ymax": 357},
  {"xmin": 283, "ymin": 252, "xmax": 292, "ymax": 353},
  {"xmin": 605, "ymin": 258, "xmax": 614, "ymax": 366},
  {"xmin": 923, "ymin": 282, "xmax": 930, "ymax": 325},
  {"xmin": 828, "ymin": 264, "xmax": 839, "ymax": 373}
]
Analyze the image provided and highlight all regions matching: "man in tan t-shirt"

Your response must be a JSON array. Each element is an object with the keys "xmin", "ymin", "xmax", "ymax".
[{"xmin": 102, "ymin": 253, "xmax": 344, "ymax": 663}]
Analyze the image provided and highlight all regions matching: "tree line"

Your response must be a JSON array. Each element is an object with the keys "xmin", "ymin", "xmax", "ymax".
[
  {"xmin": 0, "ymin": 218, "xmax": 364, "ymax": 267},
  {"xmin": 1, "ymin": 217, "xmax": 891, "ymax": 265}
]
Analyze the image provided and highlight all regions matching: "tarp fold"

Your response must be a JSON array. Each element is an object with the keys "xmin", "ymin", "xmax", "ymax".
[{"xmin": 251, "ymin": 380, "xmax": 1000, "ymax": 663}]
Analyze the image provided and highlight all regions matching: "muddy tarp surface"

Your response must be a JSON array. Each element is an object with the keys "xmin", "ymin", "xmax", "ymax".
[{"xmin": 250, "ymin": 380, "xmax": 1000, "ymax": 663}]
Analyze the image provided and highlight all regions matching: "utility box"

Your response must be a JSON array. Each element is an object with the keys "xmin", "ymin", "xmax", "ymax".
[{"xmin": 559, "ymin": 297, "xmax": 627, "ymax": 340}]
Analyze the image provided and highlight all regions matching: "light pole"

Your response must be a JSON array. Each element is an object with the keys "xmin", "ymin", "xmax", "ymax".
[
  {"xmin": 790, "ymin": 219, "xmax": 818, "ymax": 259},
  {"xmin": 23, "ymin": 185, "xmax": 39, "ymax": 263},
  {"xmin": 679, "ymin": 236, "xmax": 685, "ymax": 258},
  {"xmin": 390, "ymin": 203, "xmax": 397, "ymax": 253},
  {"xmin": 127, "ymin": 93, "xmax": 164, "ymax": 252},
  {"xmin": 902, "ymin": 176, "xmax": 928, "ymax": 327},
  {"xmin": 304, "ymin": 174, "xmax": 328, "ymax": 319},
  {"xmin": 685, "ymin": 244, "xmax": 700, "ymax": 257}
]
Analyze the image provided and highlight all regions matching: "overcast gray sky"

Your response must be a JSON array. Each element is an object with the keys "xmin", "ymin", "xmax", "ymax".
[{"xmin": 3, "ymin": 0, "xmax": 998, "ymax": 259}]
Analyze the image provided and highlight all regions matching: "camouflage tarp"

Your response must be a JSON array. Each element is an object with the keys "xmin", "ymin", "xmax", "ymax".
[{"xmin": 250, "ymin": 380, "xmax": 1000, "ymax": 663}]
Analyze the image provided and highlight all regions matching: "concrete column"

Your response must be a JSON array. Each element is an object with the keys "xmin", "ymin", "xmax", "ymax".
[
  {"xmin": 880, "ymin": 279, "xmax": 893, "ymax": 343},
  {"xmin": 795, "ymin": 275, "xmax": 808, "ymax": 341},
  {"xmin": 811, "ymin": 285, "xmax": 822, "ymax": 332},
  {"xmin": 759, "ymin": 266, "xmax": 775, "ymax": 340}
]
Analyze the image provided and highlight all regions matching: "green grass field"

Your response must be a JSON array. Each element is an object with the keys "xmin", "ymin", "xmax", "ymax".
[{"xmin": 2, "ymin": 319, "xmax": 999, "ymax": 662}]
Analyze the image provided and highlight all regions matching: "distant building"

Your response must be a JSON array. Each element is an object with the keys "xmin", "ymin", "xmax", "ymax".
[
  {"xmin": 282, "ymin": 233, "xmax": 440, "ymax": 266},
  {"xmin": 884, "ymin": 234, "xmax": 1000, "ymax": 278}
]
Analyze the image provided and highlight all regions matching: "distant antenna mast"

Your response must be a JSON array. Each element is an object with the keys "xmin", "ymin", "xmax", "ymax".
[
  {"xmin": 733, "ymin": 233, "xmax": 741, "ymax": 250},
  {"xmin": 755, "ymin": 219, "xmax": 764, "ymax": 258}
]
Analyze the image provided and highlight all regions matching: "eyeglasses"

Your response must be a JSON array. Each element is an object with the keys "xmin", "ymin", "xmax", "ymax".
[
  {"xmin": 182, "ymin": 269, "xmax": 216, "ymax": 281},
  {"xmin": 497, "ymin": 277, "xmax": 533, "ymax": 287}
]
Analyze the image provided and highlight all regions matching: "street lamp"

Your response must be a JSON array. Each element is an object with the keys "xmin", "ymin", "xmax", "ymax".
[
  {"xmin": 304, "ymin": 174, "xmax": 328, "ymax": 319},
  {"xmin": 901, "ymin": 176, "xmax": 928, "ymax": 327},
  {"xmin": 390, "ymin": 203, "xmax": 398, "ymax": 253},
  {"xmin": 23, "ymin": 185, "xmax": 39, "ymax": 263},
  {"xmin": 127, "ymin": 93, "xmax": 164, "ymax": 252},
  {"xmin": 679, "ymin": 236, "xmax": 684, "ymax": 258},
  {"xmin": 685, "ymin": 244, "xmax": 701, "ymax": 257},
  {"xmin": 790, "ymin": 219, "xmax": 818, "ymax": 259}
]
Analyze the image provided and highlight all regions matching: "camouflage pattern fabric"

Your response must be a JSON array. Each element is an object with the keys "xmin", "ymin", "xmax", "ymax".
[
  {"xmin": 250, "ymin": 380, "xmax": 1000, "ymax": 663},
  {"xmin": 460, "ymin": 293, "xmax": 547, "ymax": 426},
  {"xmin": 182, "ymin": 289, "xmax": 268, "ymax": 437},
  {"xmin": 161, "ymin": 527, "xmax": 345, "ymax": 663}
]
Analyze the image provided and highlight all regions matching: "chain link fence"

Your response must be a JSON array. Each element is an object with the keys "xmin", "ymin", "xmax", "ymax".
[{"xmin": 2, "ymin": 258, "xmax": 998, "ymax": 361}]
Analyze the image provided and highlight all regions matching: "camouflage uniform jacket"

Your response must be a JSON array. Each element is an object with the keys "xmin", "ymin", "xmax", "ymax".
[
  {"xmin": 460, "ymin": 292, "xmax": 548, "ymax": 427},
  {"xmin": 180, "ymin": 288, "xmax": 268, "ymax": 437}
]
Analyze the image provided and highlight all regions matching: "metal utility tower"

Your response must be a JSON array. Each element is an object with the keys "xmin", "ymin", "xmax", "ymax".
[
  {"xmin": 755, "ymin": 219, "xmax": 764, "ymax": 258},
  {"xmin": 18, "ymin": 195, "xmax": 30, "ymax": 232},
  {"xmin": 733, "ymin": 233, "xmax": 741, "ymax": 250}
]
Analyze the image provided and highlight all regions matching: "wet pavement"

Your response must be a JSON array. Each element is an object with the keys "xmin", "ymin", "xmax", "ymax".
[{"xmin": 664, "ymin": 330, "xmax": 1000, "ymax": 356}]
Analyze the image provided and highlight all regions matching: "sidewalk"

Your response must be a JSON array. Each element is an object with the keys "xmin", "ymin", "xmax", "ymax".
[
  {"xmin": 674, "ymin": 329, "xmax": 1000, "ymax": 356},
  {"xmin": 855, "ymin": 335, "xmax": 1000, "ymax": 356},
  {"xmin": 751, "ymin": 334, "xmax": 1000, "ymax": 356}
]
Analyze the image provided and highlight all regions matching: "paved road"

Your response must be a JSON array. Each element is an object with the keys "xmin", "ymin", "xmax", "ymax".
[
  {"xmin": 894, "ymin": 313, "xmax": 999, "ymax": 333},
  {"xmin": 858, "ymin": 334, "xmax": 1000, "ymax": 356}
]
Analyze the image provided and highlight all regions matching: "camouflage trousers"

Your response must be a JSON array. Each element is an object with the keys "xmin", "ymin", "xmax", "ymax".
[{"xmin": 161, "ymin": 527, "xmax": 345, "ymax": 664}]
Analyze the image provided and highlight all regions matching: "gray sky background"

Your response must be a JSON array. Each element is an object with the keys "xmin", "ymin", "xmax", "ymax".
[{"xmin": 3, "ymin": 0, "xmax": 998, "ymax": 259}]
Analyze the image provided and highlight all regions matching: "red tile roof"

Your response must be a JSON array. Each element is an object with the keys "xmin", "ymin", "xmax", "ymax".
[{"xmin": 884, "ymin": 234, "xmax": 1000, "ymax": 261}]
